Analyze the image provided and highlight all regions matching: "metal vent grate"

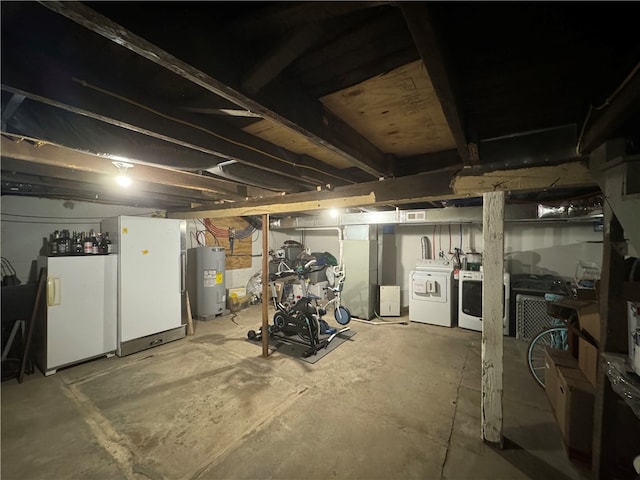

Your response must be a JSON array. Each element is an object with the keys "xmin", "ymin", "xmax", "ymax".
[{"xmin": 516, "ymin": 294, "xmax": 557, "ymax": 340}]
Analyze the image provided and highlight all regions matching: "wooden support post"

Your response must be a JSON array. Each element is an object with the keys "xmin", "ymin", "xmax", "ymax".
[
  {"xmin": 592, "ymin": 204, "xmax": 627, "ymax": 478},
  {"xmin": 185, "ymin": 291, "xmax": 194, "ymax": 336},
  {"xmin": 261, "ymin": 214, "xmax": 270, "ymax": 358},
  {"xmin": 19, "ymin": 268, "xmax": 46, "ymax": 384},
  {"xmin": 481, "ymin": 191, "xmax": 505, "ymax": 447}
]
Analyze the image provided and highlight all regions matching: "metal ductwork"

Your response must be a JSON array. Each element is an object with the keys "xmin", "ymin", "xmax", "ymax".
[
  {"xmin": 270, "ymin": 202, "xmax": 603, "ymax": 229},
  {"xmin": 205, "ymin": 161, "xmax": 309, "ymax": 193},
  {"xmin": 537, "ymin": 195, "xmax": 604, "ymax": 219}
]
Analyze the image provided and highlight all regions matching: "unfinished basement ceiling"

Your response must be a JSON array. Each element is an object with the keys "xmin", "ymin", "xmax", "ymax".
[{"xmin": 1, "ymin": 2, "xmax": 639, "ymax": 216}]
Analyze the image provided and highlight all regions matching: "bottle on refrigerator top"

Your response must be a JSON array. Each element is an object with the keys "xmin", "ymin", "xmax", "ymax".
[
  {"xmin": 104, "ymin": 232, "xmax": 112, "ymax": 254},
  {"xmin": 75, "ymin": 232, "xmax": 84, "ymax": 255},
  {"xmin": 85, "ymin": 230, "xmax": 95, "ymax": 254},
  {"xmin": 56, "ymin": 230, "xmax": 67, "ymax": 255},
  {"xmin": 92, "ymin": 232, "xmax": 101, "ymax": 255},
  {"xmin": 50, "ymin": 231, "xmax": 59, "ymax": 256}
]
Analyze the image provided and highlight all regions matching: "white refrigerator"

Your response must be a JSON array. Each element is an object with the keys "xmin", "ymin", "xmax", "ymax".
[
  {"xmin": 101, "ymin": 216, "xmax": 186, "ymax": 356},
  {"xmin": 36, "ymin": 255, "xmax": 117, "ymax": 376}
]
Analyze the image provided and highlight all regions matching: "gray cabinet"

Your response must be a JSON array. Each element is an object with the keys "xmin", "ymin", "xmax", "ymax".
[{"xmin": 342, "ymin": 238, "xmax": 378, "ymax": 320}]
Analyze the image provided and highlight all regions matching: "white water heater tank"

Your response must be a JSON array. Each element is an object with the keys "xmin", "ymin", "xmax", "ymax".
[{"xmin": 187, "ymin": 246, "xmax": 226, "ymax": 319}]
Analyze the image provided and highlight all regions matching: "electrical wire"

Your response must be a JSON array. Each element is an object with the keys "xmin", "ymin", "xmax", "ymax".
[
  {"xmin": 72, "ymin": 77, "xmax": 356, "ymax": 185},
  {"xmin": 448, "ymin": 224, "xmax": 452, "ymax": 254}
]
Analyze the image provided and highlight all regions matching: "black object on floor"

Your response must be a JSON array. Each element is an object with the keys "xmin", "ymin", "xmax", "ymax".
[{"xmin": 247, "ymin": 329, "xmax": 356, "ymax": 364}]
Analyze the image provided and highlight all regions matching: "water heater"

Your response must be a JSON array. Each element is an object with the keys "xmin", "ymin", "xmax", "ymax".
[{"xmin": 187, "ymin": 246, "xmax": 226, "ymax": 320}]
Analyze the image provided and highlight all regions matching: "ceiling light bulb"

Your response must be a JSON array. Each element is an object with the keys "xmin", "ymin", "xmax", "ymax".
[
  {"xmin": 112, "ymin": 161, "xmax": 134, "ymax": 187},
  {"xmin": 116, "ymin": 175, "xmax": 132, "ymax": 187}
]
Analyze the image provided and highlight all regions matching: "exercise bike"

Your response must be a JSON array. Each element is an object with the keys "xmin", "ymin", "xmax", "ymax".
[{"xmin": 247, "ymin": 260, "xmax": 346, "ymax": 357}]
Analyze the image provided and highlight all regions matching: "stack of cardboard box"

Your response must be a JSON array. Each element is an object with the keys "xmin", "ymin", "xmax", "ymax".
[{"xmin": 544, "ymin": 293, "xmax": 601, "ymax": 463}]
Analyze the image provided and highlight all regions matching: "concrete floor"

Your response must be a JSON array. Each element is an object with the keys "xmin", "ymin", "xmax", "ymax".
[{"xmin": 2, "ymin": 305, "xmax": 590, "ymax": 480}]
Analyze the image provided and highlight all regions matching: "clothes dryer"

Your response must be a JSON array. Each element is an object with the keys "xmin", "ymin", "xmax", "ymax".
[
  {"xmin": 409, "ymin": 259, "xmax": 455, "ymax": 327},
  {"xmin": 458, "ymin": 270, "xmax": 510, "ymax": 334}
]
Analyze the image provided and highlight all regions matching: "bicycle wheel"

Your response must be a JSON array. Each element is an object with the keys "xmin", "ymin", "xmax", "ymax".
[
  {"xmin": 334, "ymin": 305, "xmax": 351, "ymax": 325},
  {"xmin": 527, "ymin": 326, "xmax": 569, "ymax": 388}
]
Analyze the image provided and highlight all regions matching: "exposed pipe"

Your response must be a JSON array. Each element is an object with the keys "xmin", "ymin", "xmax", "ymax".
[{"xmin": 421, "ymin": 236, "xmax": 431, "ymax": 260}]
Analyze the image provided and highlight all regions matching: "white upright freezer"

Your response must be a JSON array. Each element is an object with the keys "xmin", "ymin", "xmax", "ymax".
[
  {"xmin": 36, "ymin": 255, "xmax": 117, "ymax": 375},
  {"xmin": 101, "ymin": 216, "xmax": 186, "ymax": 356}
]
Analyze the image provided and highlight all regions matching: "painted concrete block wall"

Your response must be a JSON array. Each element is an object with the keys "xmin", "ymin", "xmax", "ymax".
[{"xmin": 1, "ymin": 196, "xmax": 160, "ymax": 283}]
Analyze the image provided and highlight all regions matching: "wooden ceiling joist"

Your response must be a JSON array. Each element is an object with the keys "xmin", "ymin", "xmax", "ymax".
[
  {"xmin": 0, "ymin": 134, "xmax": 260, "ymax": 201},
  {"xmin": 222, "ymin": 2, "xmax": 383, "ymax": 40},
  {"xmin": 1, "ymin": 157, "xmax": 222, "ymax": 206},
  {"xmin": 40, "ymin": 1, "xmax": 390, "ymax": 178},
  {"xmin": 1, "ymin": 58, "xmax": 354, "ymax": 187},
  {"xmin": 241, "ymin": 25, "xmax": 325, "ymax": 94},
  {"xmin": 578, "ymin": 62, "xmax": 640, "ymax": 154},
  {"xmin": 400, "ymin": 2, "xmax": 472, "ymax": 165}
]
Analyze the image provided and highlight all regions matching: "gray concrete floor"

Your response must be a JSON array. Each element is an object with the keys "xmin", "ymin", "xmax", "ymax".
[{"xmin": 2, "ymin": 305, "xmax": 590, "ymax": 480}]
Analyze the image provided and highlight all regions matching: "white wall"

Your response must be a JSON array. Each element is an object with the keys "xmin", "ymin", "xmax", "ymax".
[
  {"xmin": 1, "ymin": 195, "xmax": 605, "ymax": 305},
  {"xmin": 1, "ymin": 196, "xmax": 161, "ymax": 283},
  {"xmin": 277, "ymin": 221, "xmax": 604, "ymax": 307},
  {"xmin": 0, "ymin": 198, "xmax": 315, "ymax": 293}
]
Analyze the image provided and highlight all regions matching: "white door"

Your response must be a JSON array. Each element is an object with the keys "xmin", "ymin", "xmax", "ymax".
[
  {"xmin": 47, "ymin": 256, "xmax": 116, "ymax": 369},
  {"xmin": 119, "ymin": 217, "xmax": 181, "ymax": 342}
]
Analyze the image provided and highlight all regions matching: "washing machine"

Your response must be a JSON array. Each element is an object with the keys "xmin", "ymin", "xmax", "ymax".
[
  {"xmin": 409, "ymin": 259, "xmax": 455, "ymax": 327},
  {"xmin": 458, "ymin": 270, "xmax": 510, "ymax": 334}
]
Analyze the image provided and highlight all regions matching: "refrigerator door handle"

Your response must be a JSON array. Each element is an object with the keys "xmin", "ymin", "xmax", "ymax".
[
  {"xmin": 180, "ymin": 252, "xmax": 186, "ymax": 293},
  {"xmin": 47, "ymin": 277, "xmax": 61, "ymax": 306}
]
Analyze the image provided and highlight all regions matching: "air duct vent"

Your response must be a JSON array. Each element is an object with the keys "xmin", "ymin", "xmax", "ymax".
[{"xmin": 405, "ymin": 210, "xmax": 426, "ymax": 222}]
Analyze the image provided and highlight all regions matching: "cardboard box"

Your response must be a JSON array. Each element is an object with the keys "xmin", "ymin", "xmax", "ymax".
[
  {"xmin": 544, "ymin": 348, "xmax": 579, "ymax": 415},
  {"xmin": 227, "ymin": 287, "xmax": 247, "ymax": 298},
  {"xmin": 577, "ymin": 302, "xmax": 600, "ymax": 345},
  {"xmin": 575, "ymin": 288, "xmax": 597, "ymax": 301},
  {"xmin": 228, "ymin": 294, "xmax": 250, "ymax": 311},
  {"xmin": 556, "ymin": 367, "xmax": 595, "ymax": 457},
  {"xmin": 274, "ymin": 281, "xmax": 284, "ymax": 302},
  {"xmin": 578, "ymin": 336, "xmax": 599, "ymax": 387}
]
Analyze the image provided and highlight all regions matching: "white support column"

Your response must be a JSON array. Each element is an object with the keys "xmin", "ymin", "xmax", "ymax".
[{"xmin": 481, "ymin": 191, "xmax": 505, "ymax": 447}]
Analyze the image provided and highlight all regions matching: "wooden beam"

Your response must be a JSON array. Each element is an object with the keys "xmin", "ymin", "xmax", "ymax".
[
  {"xmin": 223, "ymin": 2, "xmax": 383, "ymax": 40},
  {"xmin": 3, "ymin": 91, "xmax": 276, "ymax": 184},
  {"xmin": 1, "ymin": 66, "xmax": 353, "ymax": 187},
  {"xmin": 451, "ymin": 161, "xmax": 595, "ymax": 195},
  {"xmin": 578, "ymin": 63, "xmax": 640, "ymax": 154},
  {"xmin": 1, "ymin": 158, "xmax": 220, "ymax": 205},
  {"xmin": 0, "ymin": 134, "xmax": 258, "ymax": 201},
  {"xmin": 40, "ymin": 1, "xmax": 389, "ymax": 178},
  {"xmin": 171, "ymin": 193, "xmax": 379, "ymax": 219},
  {"xmin": 591, "ymin": 206, "xmax": 627, "ymax": 478},
  {"xmin": 481, "ymin": 191, "xmax": 505, "ymax": 447},
  {"xmin": 168, "ymin": 161, "xmax": 594, "ymax": 218},
  {"xmin": 242, "ymin": 25, "xmax": 325, "ymax": 94},
  {"xmin": 394, "ymin": 149, "xmax": 463, "ymax": 176},
  {"xmin": 400, "ymin": 2, "xmax": 472, "ymax": 165},
  {"xmin": 1, "ymin": 93, "xmax": 25, "ymax": 130}
]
